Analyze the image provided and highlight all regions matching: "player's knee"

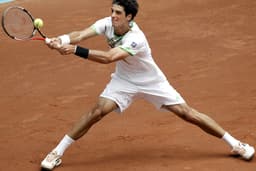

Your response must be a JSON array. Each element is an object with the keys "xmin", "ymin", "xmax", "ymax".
[
  {"xmin": 90, "ymin": 108, "xmax": 104, "ymax": 122},
  {"xmin": 180, "ymin": 108, "xmax": 199, "ymax": 123}
]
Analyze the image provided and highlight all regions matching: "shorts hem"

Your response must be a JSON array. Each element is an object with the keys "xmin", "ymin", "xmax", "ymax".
[
  {"xmin": 158, "ymin": 100, "xmax": 186, "ymax": 112},
  {"xmin": 100, "ymin": 94, "xmax": 123, "ymax": 113}
]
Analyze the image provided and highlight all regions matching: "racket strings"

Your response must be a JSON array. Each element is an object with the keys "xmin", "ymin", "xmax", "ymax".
[{"xmin": 3, "ymin": 8, "xmax": 35, "ymax": 40}]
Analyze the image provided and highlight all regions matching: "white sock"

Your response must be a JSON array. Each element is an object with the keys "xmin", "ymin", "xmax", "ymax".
[
  {"xmin": 222, "ymin": 132, "xmax": 239, "ymax": 148},
  {"xmin": 53, "ymin": 135, "xmax": 75, "ymax": 156}
]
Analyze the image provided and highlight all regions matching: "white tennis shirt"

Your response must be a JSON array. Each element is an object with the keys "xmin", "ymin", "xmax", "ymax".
[{"xmin": 92, "ymin": 17, "xmax": 167, "ymax": 85}]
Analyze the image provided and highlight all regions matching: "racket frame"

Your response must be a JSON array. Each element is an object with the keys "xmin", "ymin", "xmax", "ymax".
[{"xmin": 1, "ymin": 6, "xmax": 46, "ymax": 41}]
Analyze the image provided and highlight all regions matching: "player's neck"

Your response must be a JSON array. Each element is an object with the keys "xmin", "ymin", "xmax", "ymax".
[{"xmin": 114, "ymin": 23, "xmax": 131, "ymax": 36}]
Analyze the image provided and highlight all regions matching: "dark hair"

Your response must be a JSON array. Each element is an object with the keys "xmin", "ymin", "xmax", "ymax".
[{"xmin": 112, "ymin": 0, "xmax": 139, "ymax": 20}]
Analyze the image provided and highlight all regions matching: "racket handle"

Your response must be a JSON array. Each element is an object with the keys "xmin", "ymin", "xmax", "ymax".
[
  {"xmin": 31, "ymin": 37, "xmax": 50, "ymax": 43},
  {"xmin": 45, "ymin": 38, "xmax": 51, "ymax": 44}
]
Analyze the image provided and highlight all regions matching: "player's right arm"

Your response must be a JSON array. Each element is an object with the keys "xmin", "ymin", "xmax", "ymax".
[
  {"xmin": 47, "ymin": 17, "xmax": 108, "ymax": 48},
  {"xmin": 67, "ymin": 26, "xmax": 97, "ymax": 44},
  {"xmin": 47, "ymin": 26, "xmax": 97, "ymax": 49}
]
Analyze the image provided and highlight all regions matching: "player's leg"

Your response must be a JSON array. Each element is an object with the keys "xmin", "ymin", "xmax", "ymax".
[
  {"xmin": 162, "ymin": 103, "xmax": 255, "ymax": 160},
  {"xmin": 163, "ymin": 103, "xmax": 225, "ymax": 138},
  {"xmin": 67, "ymin": 97, "xmax": 119, "ymax": 140},
  {"xmin": 41, "ymin": 75, "xmax": 137, "ymax": 170},
  {"xmin": 41, "ymin": 97, "xmax": 118, "ymax": 170},
  {"xmin": 141, "ymin": 78, "xmax": 254, "ymax": 161}
]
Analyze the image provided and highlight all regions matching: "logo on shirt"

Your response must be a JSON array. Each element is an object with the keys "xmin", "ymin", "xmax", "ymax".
[{"xmin": 131, "ymin": 42, "xmax": 137, "ymax": 48}]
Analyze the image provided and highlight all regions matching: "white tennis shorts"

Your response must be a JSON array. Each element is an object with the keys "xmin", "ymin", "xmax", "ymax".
[{"xmin": 100, "ymin": 75, "xmax": 185, "ymax": 113}]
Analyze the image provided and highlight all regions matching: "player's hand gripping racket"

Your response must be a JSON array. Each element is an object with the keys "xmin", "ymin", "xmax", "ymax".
[{"xmin": 1, "ymin": 6, "xmax": 50, "ymax": 43}]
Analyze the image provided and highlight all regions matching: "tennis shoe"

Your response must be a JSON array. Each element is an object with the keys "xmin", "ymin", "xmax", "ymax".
[
  {"xmin": 231, "ymin": 142, "xmax": 255, "ymax": 160},
  {"xmin": 41, "ymin": 151, "xmax": 62, "ymax": 170}
]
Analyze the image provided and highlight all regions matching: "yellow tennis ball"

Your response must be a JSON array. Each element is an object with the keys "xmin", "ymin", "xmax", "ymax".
[{"xmin": 34, "ymin": 18, "xmax": 44, "ymax": 28}]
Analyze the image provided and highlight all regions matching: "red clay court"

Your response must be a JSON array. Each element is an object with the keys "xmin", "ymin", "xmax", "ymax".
[{"xmin": 0, "ymin": 0, "xmax": 256, "ymax": 170}]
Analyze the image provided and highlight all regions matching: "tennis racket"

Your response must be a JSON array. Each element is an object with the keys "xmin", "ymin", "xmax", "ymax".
[{"xmin": 1, "ymin": 6, "xmax": 50, "ymax": 43}]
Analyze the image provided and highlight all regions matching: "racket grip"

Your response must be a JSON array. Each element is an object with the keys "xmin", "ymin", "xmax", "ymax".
[{"xmin": 45, "ymin": 38, "xmax": 51, "ymax": 44}]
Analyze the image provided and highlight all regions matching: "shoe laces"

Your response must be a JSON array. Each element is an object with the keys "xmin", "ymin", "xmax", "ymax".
[
  {"xmin": 46, "ymin": 151, "xmax": 60, "ymax": 162},
  {"xmin": 232, "ymin": 142, "xmax": 247, "ymax": 155}
]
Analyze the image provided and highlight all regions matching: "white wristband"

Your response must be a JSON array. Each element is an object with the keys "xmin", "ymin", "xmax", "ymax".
[{"xmin": 58, "ymin": 34, "xmax": 70, "ymax": 45}]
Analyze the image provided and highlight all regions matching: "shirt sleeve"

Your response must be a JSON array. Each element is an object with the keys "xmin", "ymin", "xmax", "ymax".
[
  {"xmin": 118, "ymin": 33, "xmax": 144, "ymax": 56},
  {"xmin": 91, "ymin": 17, "xmax": 111, "ymax": 35}
]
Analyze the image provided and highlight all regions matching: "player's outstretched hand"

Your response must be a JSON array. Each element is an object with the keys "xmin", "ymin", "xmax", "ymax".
[
  {"xmin": 57, "ymin": 44, "xmax": 76, "ymax": 55},
  {"xmin": 45, "ymin": 37, "xmax": 62, "ymax": 49}
]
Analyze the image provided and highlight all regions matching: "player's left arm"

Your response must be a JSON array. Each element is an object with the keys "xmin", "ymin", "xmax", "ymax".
[
  {"xmin": 57, "ymin": 45, "xmax": 131, "ymax": 64},
  {"xmin": 88, "ymin": 47, "xmax": 130, "ymax": 63},
  {"xmin": 58, "ymin": 33, "xmax": 140, "ymax": 63}
]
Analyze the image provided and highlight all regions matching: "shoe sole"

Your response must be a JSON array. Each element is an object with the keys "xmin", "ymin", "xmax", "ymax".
[
  {"xmin": 243, "ymin": 150, "xmax": 255, "ymax": 161},
  {"xmin": 41, "ymin": 159, "xmax": 62, "ymax": 170}
]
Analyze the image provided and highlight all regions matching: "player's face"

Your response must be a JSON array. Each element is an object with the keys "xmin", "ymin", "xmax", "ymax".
[{"xmin": 111, "ymin": 4, "xmax": 131, "ymax": 29}]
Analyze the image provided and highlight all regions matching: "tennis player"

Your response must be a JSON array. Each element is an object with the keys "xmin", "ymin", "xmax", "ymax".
[{"xmin": 41, "ymin": 0, "xmax": 254, "ymax": 170}]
